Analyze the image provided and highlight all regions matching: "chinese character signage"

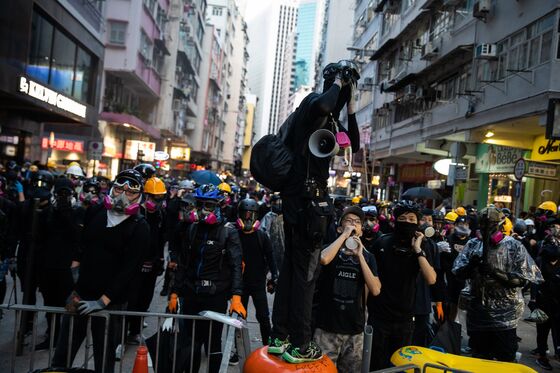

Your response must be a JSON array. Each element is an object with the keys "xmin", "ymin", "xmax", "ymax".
[
  {"xmin": 41, "ymin": 137, "xmax": 84, "ymax": 153},
  {"xmin": 124, "ymin": 140, "xmax": 156, "ymax": 161},
  {"xmin": 169, "ymin": 146, "xmax": 191, "ymax": 161}
]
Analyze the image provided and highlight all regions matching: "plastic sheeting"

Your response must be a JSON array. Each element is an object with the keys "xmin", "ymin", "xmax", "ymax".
[{"xmin": 452, "ymin": 236, "xmax": 543, "ymax": 331}]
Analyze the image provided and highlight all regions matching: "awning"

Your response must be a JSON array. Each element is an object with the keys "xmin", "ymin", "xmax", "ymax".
[
  {"xmin": 100, "ymin": 111, "xmax": 161, "ymax": 139},
  {"xmin": 154, "ymin": 38, "xmax": 171, "ymax": 56}
]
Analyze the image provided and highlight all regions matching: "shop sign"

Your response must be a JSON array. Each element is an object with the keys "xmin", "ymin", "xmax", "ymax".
[
  {"xmin": 455, "ymin": 166, "xmax": 468, "ymax": 180},
  {"xmin": 154, "ymin": 151, "xmax": 169, "ymax": 161},
  {"xmin": 494, "ymin": 195, "xmax": 512, "ymax": 203},
  {"xmin": 103, "ymin": 137, "xmax": 117, "ymax": 158},
  {"xmin": 88, "ymin": 141, "xmax": 103, "ymax": 161},
  {"xmin": 513, "ymin": 158, "xmax": 525, "ymax": 180},
  {"xmin": 399, "ymin": 163, "xmax": 436, "ymax": 183},
  {"xmin": 532, "ymin": 135, "xmax": 560, "ymax": 162},
  {"xmin": 169, "ymin": 146, "xmax": 191, "ymax": 161},
  {"xmin": 0, "ymin": 135, "xmax": 19, "ymax": 144},
  {"xmin": 427, "ymin": 180, "xmax": 443, "ymax": 189},
  {"xmin": 475, "ymin": 144, "xmax": 526, "ymax": 173},
  {"xmin": 526, "ymin": 160, "xmax": 558, "ymax": 180},
  {"xmin": 124, "ymin": 140, "xmax": 156, "ymax": 161},
  {"xmin": 19, "ymin": 77, "xmax": 86, "ymax": 118},
  {"xmin": 41, "ymin": 137, "xmax": 84, "ymax": 153}
]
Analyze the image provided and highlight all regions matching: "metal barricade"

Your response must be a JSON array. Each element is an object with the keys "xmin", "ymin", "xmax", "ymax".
[{"xmin": 0, "ymin": 303, "xmax": 251, "ymax": 373}]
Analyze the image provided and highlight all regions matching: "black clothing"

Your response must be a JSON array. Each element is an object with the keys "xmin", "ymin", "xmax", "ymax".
[
  {"xmin": 240, "ymin": 229, "xmax": 277, "ymax": 284},
  {"xmin": 272, "ymin": 220, "xmax": 322, "ymax": 348},
  {"xmin": 412, "ymin": 314, "xmax": 431, "ymax": 347},
  {"xmin": 165, "ymin": 197, "xmax": 181, "ymax": 242},
  {"xmin": 53, "ymin": 304, "xmax": 125, "ymax": 373},
  {"xmin": 441, "ymin": 234, "xmax": 469, "ymax": 303},
  {"xmin": 179, "ymin": 288, "xmax": 229, "ymax": 373},
  {"xmin": 75, "ymin": 205, "xmax": 150, "ymax": 304},
  {"xmin": 368, "ymin": 233, "xmax": 426, "ymax": 322},
  {"xmin": 172, "ymin": 222, "xmax": 243, "ymax": 297},
  {"xmin": 316, "ymin": 251, "xmax": 377, "ymax": 335},
  {"xmin": 242, "ymin": 284, "xmax": 271, "ymax": 344},
  {"xmin": 470, "ymin": 328, "xmax": 518, "ymax": 362},
  {"xmin": 0, "ymin": 196, "xmax": 17, "ymax": 259},
  {"xmin": 370, "ymin": 318, "xmax": 414, "ymax": 370}
]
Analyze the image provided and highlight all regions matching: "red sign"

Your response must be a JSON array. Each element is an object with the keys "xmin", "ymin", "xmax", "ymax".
[{"xmin": 41, "ymin": 138, "xmax": 84, "ymax": 153}]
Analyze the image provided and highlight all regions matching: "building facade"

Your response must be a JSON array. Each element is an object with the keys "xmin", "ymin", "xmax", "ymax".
[
  {"xmin": 0, "ymin": 0, "xmax": 105, "ymax": 172},
  {"xmin": 366, "ymin": 0, "xmax": 560, "ymax": 210}
]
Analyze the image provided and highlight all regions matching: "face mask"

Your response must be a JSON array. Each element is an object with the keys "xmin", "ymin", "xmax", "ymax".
[
  {"xmin": 236, "ymin": 218, "xmax": 261, "ymax": 233},
  {"xmin": 224, "ymin": 196, "xmax": 232, "ymax": 206},
  {"xmin": 198, "ymin": 207, "xmax": 220, "ymax": 224},
  {"xmin": 362, "ymin": 220, "xmax": 380, "ymax": 238},
  {"xmin": 395, "ymin": 221, "xmax": 418, "ymax": 241},
  {"xmin": 490, "ymin": 230, "xmax": 504, "ymax": 245},
  {"xmin": 188, "ymin": 210, "xmax": 199, "ymax": 222},
  {"xmin": 104, "ymin": 192, "xmax": 140, "ymax": 215},
  {"xmin": 80, "ymin": 192, "xmax": 99, "ymax": 205},
  {"xmin": 454, "ymin": 225, "xmax": 471, "ymax": 238}
]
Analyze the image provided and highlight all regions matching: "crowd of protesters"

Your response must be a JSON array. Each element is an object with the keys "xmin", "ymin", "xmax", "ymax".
[{"xmin": 0, "ymin": 159, "xmax": 559, "ymax": 372}]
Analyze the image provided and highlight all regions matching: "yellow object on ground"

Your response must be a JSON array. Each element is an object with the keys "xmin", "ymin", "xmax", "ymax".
[{"xmin": 390, "ymin": 346, "xmax": 537, "ymax": 373}]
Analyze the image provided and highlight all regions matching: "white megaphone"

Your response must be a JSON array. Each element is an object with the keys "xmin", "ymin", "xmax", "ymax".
[{"xmin": 308, "ymin": 129, "xmax": 339, "ymax": 158}]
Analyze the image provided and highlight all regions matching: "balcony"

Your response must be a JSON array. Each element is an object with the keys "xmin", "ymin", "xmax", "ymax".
[{"xmin": 67, "ymin": 0, "xmax": 103, "ymax": 33}]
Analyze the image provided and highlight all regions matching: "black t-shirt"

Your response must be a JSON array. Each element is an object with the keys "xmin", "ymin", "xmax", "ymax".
[
  {"xmin": 368, "ymin": 233, "xmax": 431, "ymax": 322},
  {"xmin": 239, "ymin": 230, "xmax": 275, "ymax": 285},
  {"xmin": 316, "ymin": 250, "xmax": 377, "ymax": 335}
]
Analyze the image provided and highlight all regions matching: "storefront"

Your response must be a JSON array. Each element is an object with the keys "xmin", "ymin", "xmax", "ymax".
[
  {"xmin": 523, "ymin": 135, "xmax": 560, "ymax": 210},
  {"xmin": 0, "ymin": 0, "xmax": 104, "ymax": 165}
]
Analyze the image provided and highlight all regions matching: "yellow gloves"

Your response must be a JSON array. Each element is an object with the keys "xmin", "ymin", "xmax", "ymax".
[{"xmin": 229, "ymin": 295, "xmax": 247, "ymax": 319}]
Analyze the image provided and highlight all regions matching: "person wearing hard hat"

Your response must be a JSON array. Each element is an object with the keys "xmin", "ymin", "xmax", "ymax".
[
  {"xmin": 218, "ymin": 182, "xmax": 236, "ymax": 222},
  {"xmin": 535, "ymin": 201, "xmax": 558, "ymax": 240},
  {"xmin": 443, "ymin": 211, "xmax": 458, "ymax": 238},
  {"xmin": 66, "ymin": 163, "xmax": 85, "ymax": 200},
  {"xmin": 351, "ymin": 196, "xmax": 361, "ymax": 205},
  {"xmin": 455, "ymin": 207, "xmax": 467, "ymax": 217}
]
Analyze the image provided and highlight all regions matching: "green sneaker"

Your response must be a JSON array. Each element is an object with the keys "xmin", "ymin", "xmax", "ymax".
[
  {"xmin": 282, "ymin": 341, "xmax": 323, "ymax": 363},
  {"xmin": 267, "ymin": 337, "xmax": 291, "ymax": 355}
]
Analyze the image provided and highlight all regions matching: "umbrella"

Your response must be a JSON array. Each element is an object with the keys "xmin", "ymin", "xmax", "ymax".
[
  {"xmin": 402, "ymin": 187, "xmax": 442, "ymax": 200},
  {"xmin": 191, "ymin": 170, "xmax": 221, "ymax": 186}
]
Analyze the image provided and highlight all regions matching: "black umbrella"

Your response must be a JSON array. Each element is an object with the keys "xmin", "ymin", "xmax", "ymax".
[{"xmin": 402, "ymin": 187, "xmax": 442, "ymax": 200}]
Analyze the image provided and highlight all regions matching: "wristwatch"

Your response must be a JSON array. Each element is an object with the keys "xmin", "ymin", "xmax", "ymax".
[{"xmin": 415, "ymin": 250, "xmax": 426, "ymax": 258}]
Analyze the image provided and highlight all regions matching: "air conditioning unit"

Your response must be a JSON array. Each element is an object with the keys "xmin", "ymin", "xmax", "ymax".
[
  {"xmin": 421, "ymin": 42, "xmax": 439, "ymax": 60},
  {"xmin": 475, "ymin": 43, "xmax": 497, "ymax": 59},
  {"xmin": 363, "ymin": 77, "xmax": 374, "ymax": 85},
  {"xmin": 404, "ymin": 84, "xmax": 417, "ymax": 97},
  {"xmin": 474, "ymin": 0, "xmax": 491, "ymax": 18}
]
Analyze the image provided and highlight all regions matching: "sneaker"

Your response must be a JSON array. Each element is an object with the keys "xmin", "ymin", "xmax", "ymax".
[
  {"xmin": 282, "ymin": 341, "xmax": 322, "ymax": 364},
  {"xmin": 115, "ymin": 344, "xmax": 125, "ymax": 361},
  {"xmin": 536, "ymin": 356, "xmax": 553, "ymax": 370},
  {"xmin": 268, "ymin": 337, "xmax": 291, "ymax": 355},
  {"xmin": 461, "ymin": 346, "xmax": 472, "ymax": 354},
  {"xmin": 229, "ymin": 353, "xmax": 239, "ymax": 366}
]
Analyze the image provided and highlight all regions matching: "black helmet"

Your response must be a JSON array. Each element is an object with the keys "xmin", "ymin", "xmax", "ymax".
[
  {"xmin": 238, "ymin": 198, "xmax": 260, "ymax": 213},
  {"xmin": 433, "ymin": 211, "xmax": 445, "ymax": 222},
  {"xmin": 393, "ymin": 200, "xmax": 421, "ymax": 219},
  {"xmin": 31, "ymin": 170, "xmax": 54, "ymax": 189},
  {"xmin": 133, "ymin": 163, "xmax": 156, "ymax": 180},
  {"xmin": 83, "ymin": 177, "xmax": 100, "ymax": 193},
  {"xmin": 113, "ymin": 169, "xmax": 144, "ymax": 193},
  {"xmin": 501, "ymin": 208, "xmax": 512, "ymax": 218}
]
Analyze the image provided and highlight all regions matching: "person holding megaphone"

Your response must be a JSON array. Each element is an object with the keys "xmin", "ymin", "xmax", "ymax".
[{"xmin": 268, "ymin": 60, "xmax": 361, "ymax": 364}]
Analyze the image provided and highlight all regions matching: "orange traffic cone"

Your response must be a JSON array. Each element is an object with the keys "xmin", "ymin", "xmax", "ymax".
[{"xmin": 132, "ymin": 345, "xmax": 149, "ymax": 373}]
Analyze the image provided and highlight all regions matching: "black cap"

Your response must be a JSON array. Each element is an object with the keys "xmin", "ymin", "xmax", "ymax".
[
  {"xmin": 421, "ymin": 208, "xmax": 434, "ymax": 216},
  {"xmin": 340, "ymin": 206, "xmax": 365, "ymax": 223}
]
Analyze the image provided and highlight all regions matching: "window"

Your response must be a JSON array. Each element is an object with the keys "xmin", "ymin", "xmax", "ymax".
[
  {"xmin": 26, "ymin": 10, "xmax": 97, "ymax": 104},
  {"xmin": 212, "ymin": 6, "xmax": 223, "ymax": 16},
  {"xmin": 108, "ymin": 21, "xmax": 127, "ymax": 45},
  {"xmin": 140, "ymin": 31, "xmax": 153, "ymax": 60}
]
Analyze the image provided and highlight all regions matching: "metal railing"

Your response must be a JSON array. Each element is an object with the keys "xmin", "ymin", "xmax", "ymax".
[{"xmin": 0, "ymin": 304, "xmax": 250, "ymax": 373}]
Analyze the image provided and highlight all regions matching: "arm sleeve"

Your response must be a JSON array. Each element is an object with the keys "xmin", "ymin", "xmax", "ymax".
[
  {"xmin": 262, "ymin": 232, "xmax": 278, "ymax": 279},
  {"xmin": 104, "ymin": 219, "xmax": 150, "ymax": 301},
  {"xmin": 347, "ymin": 113, "xmax": 360, "ymax": 153},
  {"xmin": 309, "ymin": 84, "xmax": 341, "ymax": 117},
  {"xmin": 227, "ymin": 226, "xmax": 244, "ymax": 296}
]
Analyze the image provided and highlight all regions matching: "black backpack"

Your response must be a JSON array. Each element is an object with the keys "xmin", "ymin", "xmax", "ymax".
[{"xmin": 250, "ymin": 114, "xmax": 296, "ymax": 191}]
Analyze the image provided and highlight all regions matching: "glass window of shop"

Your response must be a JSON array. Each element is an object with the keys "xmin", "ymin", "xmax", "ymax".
[{"xmin": 26, "ymin": 10, "xmax": 97, "ymax": 105}]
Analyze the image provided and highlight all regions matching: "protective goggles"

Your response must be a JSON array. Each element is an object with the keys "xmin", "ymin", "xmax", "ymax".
[
  {"xmin": 113, "ymin": 177, "xmax": 142, "ymax": 193},
  {"xmin": 197, "ymin": 200, "xmax": 218, "ymax": 210}
]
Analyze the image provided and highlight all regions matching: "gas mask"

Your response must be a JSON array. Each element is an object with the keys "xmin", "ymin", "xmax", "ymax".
[
  {"xmin": 145, "ymin": 196, "xmax": 165, "ymax": 213},
  {"xmin": 79, "ymin": 191, "xmax": 99, "ymax": 205},
  {"xmin": 454, "ymin": 224, "xmax": 471, "ymax": 238},
  {"xmin": 103, "ymin": 188, "xmax": 140, "ymax": 215},
  {"xmin": 362, "ymin": 218, "xmax": 380, "ymax": 239},
  {"xmin": 237, "ymin": 210, "xmax": 261, "ymax": 233},
  {"xmin": 197, "ymin": 201, "xmax": 221, "ymax": 225}
]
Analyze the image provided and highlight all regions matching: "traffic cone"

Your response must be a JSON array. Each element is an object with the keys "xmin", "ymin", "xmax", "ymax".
[{"xmin": 132, "ymin": 345, "xmax": 149, "ymax": 373}]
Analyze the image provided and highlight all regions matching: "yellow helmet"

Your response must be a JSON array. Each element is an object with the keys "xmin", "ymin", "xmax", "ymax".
[
  {"xmin": 218, "ymin": 182, "xmax": 232, "ymax": 194},
  {"xmin": 444, "ymin": 212, "xmax": 459, "ymax": 223},
  {"xmin": 144, "ymin": 177, "xmax": 167, "ymax": 195},
  {"xmin": 47, "ymin": 160, "xmax": 57, "ymax": 169},
  {"xmin": 351, "ymin": 196, "xmax": 361, "ymax": 205},
  {"xmin": 538, "ymin": 201, "xmax": 557, "ymax": 214},
  {"xmin": 455, "ymin": 207, "xmax": 466, "ymax": 216},
  {"xmin": 502, "ymin": 217, "xmax": 513, "ymax": 236}
]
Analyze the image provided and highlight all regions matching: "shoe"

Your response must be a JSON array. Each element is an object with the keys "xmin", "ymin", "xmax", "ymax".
[
  {"xmin": 531, "ymin": 348, "xmax": 549, "ymax": 356},
  {"xmin": 229, "ymin": 353, "xmax": 239, "ymax": 366},
  {"xmin": 268, "ymin": 337, "xmax": 291, "ymax": 355},
  {"xmin": 461, "ymin": 346, "xmax": 472, "ymax": 354},
  {"xmin": 536, "ymin": 356, "xmax": 553, "ymax": 370},
  {"xmin": 282, "ymin": 341, "xmax": 322, "ymax": 364},
  {"xmin": 35, "ymin": 339, "xmax": 51, "ymax": 351},
  {"xmin": 160, "ymin": 288, "xmax": 169, "ymax": 296},
  {"xmin": 115, "ymin": 344, "xmax": 125, "ymax": 361}
]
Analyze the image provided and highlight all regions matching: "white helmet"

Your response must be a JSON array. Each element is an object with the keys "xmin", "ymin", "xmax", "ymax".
[
  {"xmin": 524, "ymin": 219, "xmax": 535, "ymax": 227},
  {"xmin": 66, "ymin": 164, "xmax": 85, "ymax": 178},
  {"xmin": 178, "ymin": 179, "xmax": 195, "ymax": 190}
]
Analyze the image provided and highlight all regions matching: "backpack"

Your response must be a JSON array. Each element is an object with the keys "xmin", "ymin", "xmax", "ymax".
[{"xmin": 250, "ymin": 113, "xmax": 296, "ymax": 191}]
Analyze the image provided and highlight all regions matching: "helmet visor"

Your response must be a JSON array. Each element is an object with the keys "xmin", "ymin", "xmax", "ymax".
[{"xmin": 114, "ymin": 177, "xmax": 142, "ymax": 193}]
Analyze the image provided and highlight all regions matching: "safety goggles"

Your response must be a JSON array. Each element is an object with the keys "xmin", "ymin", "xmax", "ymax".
[
  {"xmin": 197, "ymin": 200, "xmax": 218, "ymax": 210},
  {"xmin": 114, "ymin": 177, "xmax": 142, "ymax": 193}
]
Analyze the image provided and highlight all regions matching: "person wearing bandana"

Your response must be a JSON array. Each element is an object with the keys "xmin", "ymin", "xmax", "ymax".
[
  {"xmin": 367, "ymin": 200, "xmax": 437, "ymax": 370},
  {"xmin": 53, "ymin": 169, "xmax": 150, "ymax": 373}
]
